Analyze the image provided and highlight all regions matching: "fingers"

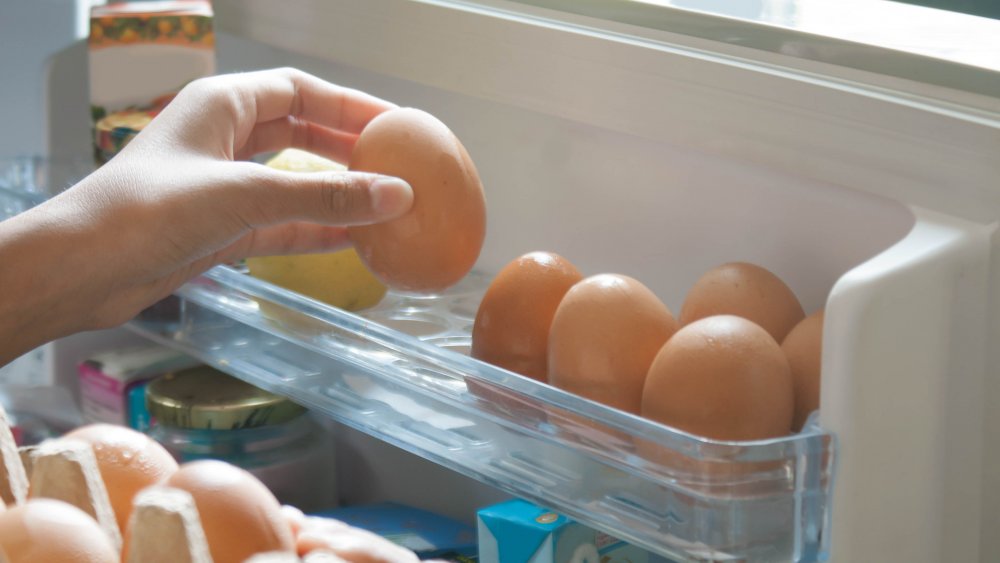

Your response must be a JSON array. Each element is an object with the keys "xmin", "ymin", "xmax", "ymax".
[
  {"xmin": 230, "ymin": 163, "xmax": 413, "ymax": 228},
  {"xmin": 296, "ymin": 517, "xmax": 420, "ymax": 563},
  {"xmin": 303, "ymin": 551, "xmax": 351, "ymax": 563},
  {"xmin": 229, "ymin": 68, "xmax": 395, "ymax": 132},
  {"xmin": 281, "ymin": 505, "xmax": 308, "ymax": 538},
  {"xmin": 147, "ymin": 68, "xmax": 393, "ymax": 162},
  {"xmin": 235, "ymin": 116, "xmax": 358, "ymax": 163}
]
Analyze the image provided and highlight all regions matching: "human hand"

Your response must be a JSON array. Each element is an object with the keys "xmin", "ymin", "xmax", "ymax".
[
  {"xmin": 295, "ymin": 516, "xmax": 420, "ymax": 563},
  {"xmin": 0, "ymin": 68, "xmax": 413, "ymax": 364}
]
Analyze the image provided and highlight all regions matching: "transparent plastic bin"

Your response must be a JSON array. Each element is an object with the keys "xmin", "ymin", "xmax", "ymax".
[{"xmin": 0, "ymin": 157, "xmax": 835, "ymax": 562}]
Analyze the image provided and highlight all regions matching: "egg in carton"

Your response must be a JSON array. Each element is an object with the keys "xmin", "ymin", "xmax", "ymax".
[
  {"xmin": 0, "ymin": 404, "xmax": 120, "ymax": 561},
  {"xmin": 0, "ymin": 407, "xmax": 426, "ymax": 562}
]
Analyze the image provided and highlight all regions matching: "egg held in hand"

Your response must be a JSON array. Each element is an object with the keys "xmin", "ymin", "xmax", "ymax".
[
  {"xmin": 348, "ymin": 107, "xmax": 487, "ymax": 293},
  {"xmin": 782, "ymin": 309, "xmax": 824, "ymax": 431},
  {"xmin": 472, "ymin": 251, "xmax": 583, "ymax": 381},
  {"xmin": 548, "ymin": 274, "xmax": 679, "ymax": 415},
  {"xmin": 164, "ymin": 459, "xmax": 295, "ymax": 563},
  {"xmin": 0, "ymin": 498, "xmax": 118, "ymax": 562},
  {"xmin": 680, "ymin": 262, "xmax": 804, "ymax": 343},
  {"xmin": 642, "ymin": 315, "xmax": 794, "ymax": 441}
]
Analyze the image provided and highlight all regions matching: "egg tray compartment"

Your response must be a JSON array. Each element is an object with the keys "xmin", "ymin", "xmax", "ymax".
[{"xmin": 121, "ymin": 265, "xmax": 835, "ymax": 563}]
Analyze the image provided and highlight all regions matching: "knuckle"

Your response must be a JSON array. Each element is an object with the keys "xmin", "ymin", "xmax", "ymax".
[
  {"xmin": 320, "ymin": 174, "xmax": 372, "ymax": 219},
  {"xmin": 275, "ymin": 66, "xmax": 302, "ymax": 79},
  {"xmin": 183, "ymin": 75, "xmax": 245, "ymax": 116},
  {"xmin": 289, "ymin": 116, "xmax": 309, "ymax": 148},
  {"xmin": 182, "ymin": 75, "xmax": 224, "ymax": 98}
]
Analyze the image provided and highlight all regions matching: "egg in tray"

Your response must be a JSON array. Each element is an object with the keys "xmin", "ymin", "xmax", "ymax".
[{"xmin": 470, "ymin": 253, "xmax": 822, "ymax": 443}]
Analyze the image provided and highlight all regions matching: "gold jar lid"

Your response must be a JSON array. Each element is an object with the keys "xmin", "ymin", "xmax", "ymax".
[{"xmin": 146, "ymin": 365, "xmax": 306, "ymax": 430}]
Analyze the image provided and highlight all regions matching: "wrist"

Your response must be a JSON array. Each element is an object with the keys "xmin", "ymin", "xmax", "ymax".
[{"xmin": 0, "ymin": 200, "xmax": 107, "ymax": 365}]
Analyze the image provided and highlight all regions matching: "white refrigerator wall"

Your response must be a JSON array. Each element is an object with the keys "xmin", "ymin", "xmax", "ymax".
[
  {"xmin": 211, "ymin": 36, "xmax": 915, "ymax": 312},
  {"xmin": 0, "ymin": 0, "xmax": 94, "ymax": 160}
]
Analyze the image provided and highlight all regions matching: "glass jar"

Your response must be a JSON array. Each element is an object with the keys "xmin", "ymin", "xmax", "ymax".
[{"xmin": 146, "ymin": 365, "xmax": 337, "ymax": 511}]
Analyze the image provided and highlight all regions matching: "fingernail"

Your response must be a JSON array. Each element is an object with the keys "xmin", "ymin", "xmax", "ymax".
[{"xmin": 370, "ymin": 176, "xmax": 413, "ymax": 217}]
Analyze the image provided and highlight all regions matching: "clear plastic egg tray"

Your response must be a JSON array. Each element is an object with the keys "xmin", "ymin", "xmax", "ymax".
[{"xmin": 1, "ymin": 158, "xmax": 835, "ymax": 562}]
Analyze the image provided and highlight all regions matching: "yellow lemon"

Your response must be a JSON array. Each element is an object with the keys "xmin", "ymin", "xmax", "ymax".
[
  {"xmin": 247, "ymin": 251, "xmax": 387, "ymax": 311},
  {"xmin": 247, "ymin": 149, "xmax": 388, "ymax": 312},
  {"xmin": 263, "ymin": 147, "xmax": 342, "ymax": 172}
]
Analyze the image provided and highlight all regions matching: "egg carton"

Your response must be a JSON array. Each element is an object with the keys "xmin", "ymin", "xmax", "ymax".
[{"xmin": 0, "ymin": 406, "xmax": 419, "ymax": 562}]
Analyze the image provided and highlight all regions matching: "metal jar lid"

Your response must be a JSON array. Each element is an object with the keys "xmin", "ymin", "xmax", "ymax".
[{"xmin": 146, "ymin": 365, "xmax": 306, "ymax": 430}]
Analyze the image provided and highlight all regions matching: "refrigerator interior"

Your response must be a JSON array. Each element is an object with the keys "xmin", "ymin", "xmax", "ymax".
[{"xmin": 3, "ymin": 1, "xmax": 1000, "ymax": 561}]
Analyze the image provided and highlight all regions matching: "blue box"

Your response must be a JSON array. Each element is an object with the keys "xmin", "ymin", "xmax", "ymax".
[{"xmin": 477, "ymin": 499, "xmax": 676, "ymax": 563}]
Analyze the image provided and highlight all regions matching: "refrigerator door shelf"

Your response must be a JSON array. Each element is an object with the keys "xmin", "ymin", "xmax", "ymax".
[
  {"xmin": 141, "ymin": 265, "xmax": 836, "ymax": 563},
  {"xmin": 0, "ymin": 158, "xmax": 837, "ymax": 562}
]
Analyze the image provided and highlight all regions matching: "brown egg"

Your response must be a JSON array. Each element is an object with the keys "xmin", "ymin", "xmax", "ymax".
[
  {"xmin": 782, "ymin": 309, "xmax": 824, "ymax": 431},
  {"xmin": 63, "ymin": 423, "xmax": 178, "ymax": 534},
  {"xmin": 642, "ymin": 315, "xmax": 794, "ymax": 440},
  {"xmin": 164, "ymin": 460, "xmax": 295, "ymax": 563},
  {"xmin": 0, "ymin": 498, "xmax": 118, "ymax": 562},
  {"xmin": 548, "ymin": 274, "xmax": 679, "ymax": 415},
  {"xmin": 679, "ymin": 262, "xmax": 804, "ymax": 342},
  {"xmin": 348, "ymin": 107, "xmax": 487, "ymax": 293},
  {"xmin": 472, "ymin": 251, "xmax": 583, "ymax": 381}
]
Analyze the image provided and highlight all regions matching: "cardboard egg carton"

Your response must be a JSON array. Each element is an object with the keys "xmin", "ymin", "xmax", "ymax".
[
  {"xmin": 0, "ymin": 404, "xmax": 28, "ymax": 506},
  {"xmin": 0, "ymin": 403, "xmax": 217, "ymax": 562},
  {"xmin": 28, "ymin": 437, "xmax": 122, "ymax": 550},
  {"xmin": 125, "ymin": 487, "xmax": 212, "ymax": 563},
  {"xmin": 0, "ymin": 404, "xmax": 422, "ymax": 562}
]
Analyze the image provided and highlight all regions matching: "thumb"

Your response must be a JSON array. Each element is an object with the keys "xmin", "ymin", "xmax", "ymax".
[{"xmin": 233, "ymin": 163, "xmax": 413, "ymax": 227}]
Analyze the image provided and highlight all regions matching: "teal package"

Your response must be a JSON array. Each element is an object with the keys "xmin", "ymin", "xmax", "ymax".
[
  {"xmin": 477, "ymin": 499, "xmax": 677, "ymax": 563},
  {"xmin": 126, "ymin": 380, "xmax": 151, "ymax": 432}
]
